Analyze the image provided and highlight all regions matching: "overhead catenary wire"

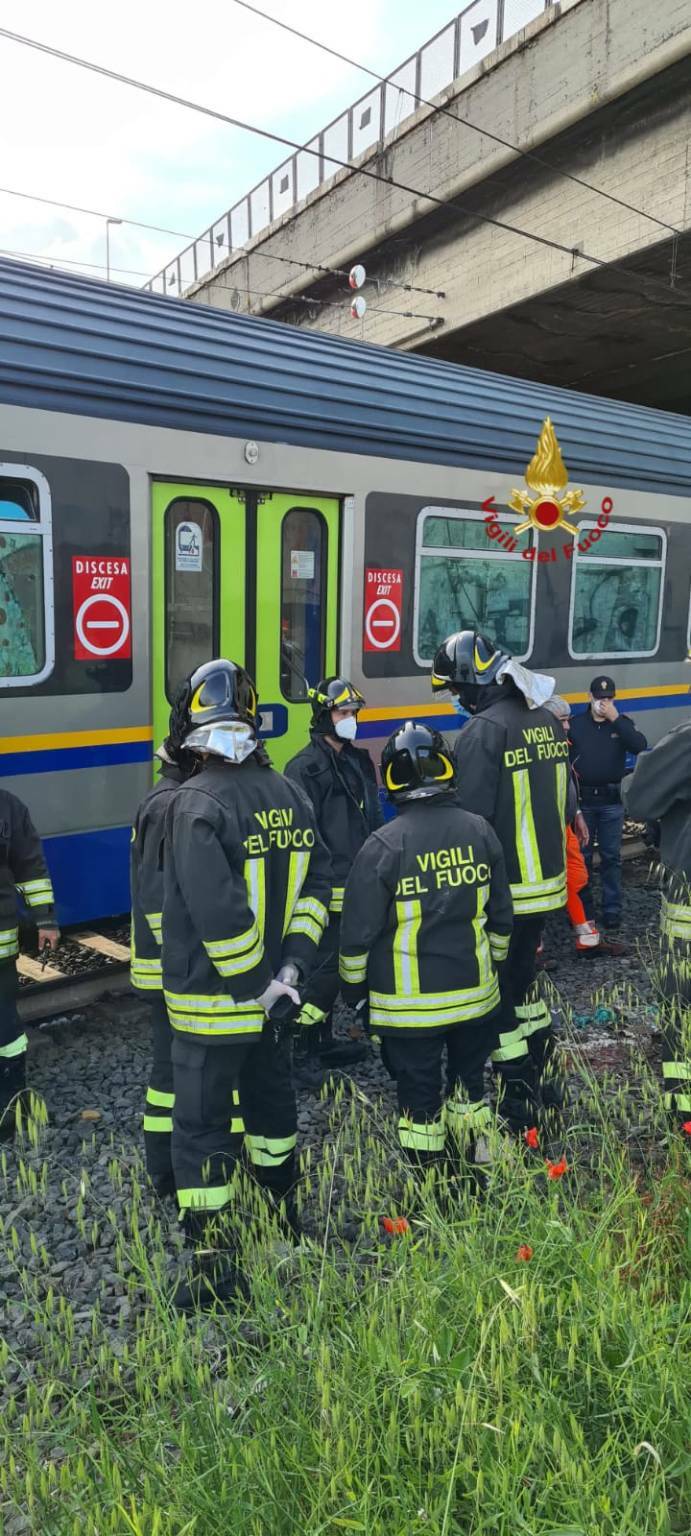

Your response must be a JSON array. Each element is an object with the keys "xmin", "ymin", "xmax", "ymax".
[
  {"xmin": 0, "ymin": 21, "xmax": 687, "ymax": 322},
  {"xmin": 192, "ymin": 272, "xmax": 442, "ymax": 325},
  {"xmin": 0, "ymin": 184, "xmax": 199, "ymax": 241},
  {"xmin": 0, "ymin": 244, "xmax": 154, "ymax": 279},
  {"xmin": 230, "ymin": 0, "xmax": 683, "ymax": 241}
]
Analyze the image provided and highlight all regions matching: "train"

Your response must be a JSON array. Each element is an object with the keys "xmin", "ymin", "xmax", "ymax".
[{"xmin": 1, "ymin": 257, "xmax": 690, "ymax": 926}]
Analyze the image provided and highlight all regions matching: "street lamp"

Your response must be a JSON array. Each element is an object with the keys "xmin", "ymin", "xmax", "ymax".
[{"xmin": 105, "ymin": 218, "xmax": 122, "ymax": 281}]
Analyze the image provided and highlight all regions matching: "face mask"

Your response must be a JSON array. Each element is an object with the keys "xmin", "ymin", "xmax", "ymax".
[
  {"xmin": 334, "ymin": 715, "xmax": 358, "ymax": 741},
  {"xmin": 451, "ymin": 697, "xmax": 467, "ymax": 716},
  {"xmin": 185, "ymin": 722, "xmax": 258, "ymax": 763}
]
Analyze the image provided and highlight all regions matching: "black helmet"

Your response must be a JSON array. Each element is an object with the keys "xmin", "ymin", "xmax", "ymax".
[
  {"xmin": 431, "ymin": 629, "xmax": 507, "ymax": 713},
  {"xmin": 382, "ymin": 721, "xmax": 455, "ymax": 803},
  {"xmin": 188, "ymin": 659, "xmax": 258, "ymax": 729},
  {"xmin": 308, "ymin": 676, "xmax": 365, "ymax": 734},
  {"xmin": 158, "ymin": 673, "xmax": 198, "ymax": 769}
]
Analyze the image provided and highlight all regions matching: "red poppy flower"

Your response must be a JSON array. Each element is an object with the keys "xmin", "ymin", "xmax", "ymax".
[
  {"xmin": 524, "ymin": 1127, "xmax": 539, "ymax": 1149},
  {"xmin": 515, "ymin": 1244, "xmax": 533, "ymax": 1262},
  {"xmin": 546, "ymin": 1157, "xmax": 568, "ymax": 1180},
  {"xmin": 382, "ymin": 1216, "xmax": 410, "ymax": 1235},
  {"xmin": 682, "ymin": 1121, "xmax": 691, "ymax": 1136}
]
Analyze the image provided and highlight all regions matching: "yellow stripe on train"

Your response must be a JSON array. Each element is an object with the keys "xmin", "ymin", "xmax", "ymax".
[
  {"xmin": 359, "ymin": 684, "xmax": 690, "ymax": 723},
  {"xmin": 0, "ymin": 726, "xmax": 154, "ymax": 754}
]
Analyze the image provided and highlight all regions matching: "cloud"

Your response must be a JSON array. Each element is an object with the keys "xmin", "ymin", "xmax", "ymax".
[{"xmin": 0, "ymin": 0, "xmax": 456, "ymax": 284}]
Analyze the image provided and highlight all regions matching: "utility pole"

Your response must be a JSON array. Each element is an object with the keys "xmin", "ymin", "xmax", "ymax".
[{"xmin": 105, "ymin": 217, "xmax": 122, "ymax": 281}]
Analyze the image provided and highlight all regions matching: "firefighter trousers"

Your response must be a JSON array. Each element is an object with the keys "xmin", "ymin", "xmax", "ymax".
[
  {"xmin": 142, "ymin": 994, "xmax": 175, "ymax": 1184},
  {"xmin": 0, "ymin": 960, "xmax": 26, "ymax": 1127},
  {"xmin": 171, "ymin": 1025, "xmax": 297, "ymax": 1220},
  {"xmin": 296, "ymin": 914, "xmax": 340, "ymax": 1048},
  {"xmin": 383, "ymin": 1012, "xmax": 501, "ymax": 1170},
  {"xmin": 491, "ymin": 915, "xmax": 553, "ymax": 1129},
  {"xmin": 657, "ymin": 935, "xmax": 691, "ymax": 1127}
]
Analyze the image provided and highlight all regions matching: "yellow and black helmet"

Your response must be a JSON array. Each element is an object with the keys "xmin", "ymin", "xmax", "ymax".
[
  {"xmin": 382, "ymin": 721, "xmax": 455, "ymax": 804},
  {"xmin": 308, "ymin": 676, "xmax": 365, "ymax": 734},
  {"xmin": 431, "ymin": 629, "xmax": 506, "ymax": 694},
  {"xmin": 184, "ymin": 659, "xmax": 259, "ymax": 738}
]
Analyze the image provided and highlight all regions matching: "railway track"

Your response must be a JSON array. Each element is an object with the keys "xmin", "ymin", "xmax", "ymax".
[{"xmin": 17, "ymin": 924, "xmax": 132, "ymax": 1023}]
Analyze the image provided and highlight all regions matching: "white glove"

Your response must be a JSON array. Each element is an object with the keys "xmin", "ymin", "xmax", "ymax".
[
  {"xmin": 257, "ymin": 977, "xmax": 300, "ymax": 1014},
  {"xmin": 276, "ymin": 963, "xmax": 299, "ymax": 987}
]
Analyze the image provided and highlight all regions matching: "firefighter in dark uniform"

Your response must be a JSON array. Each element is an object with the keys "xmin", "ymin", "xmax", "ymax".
[
  {"xmin": 431, "ymin": 630, "xmax": 569, "ymax": 1129},
  {"xmin": 624, "ymin": 720, "xmax": 691, "ymax": 1132},
  {"xmin": 285, "ymin": 677, "xmax": 381, "ymax": 1079},
  {"xmin": 162, "ymin": 660, "xmax": 332, "ymax": 1309},
  {"xmin": 130, "ymin": 679, "xmax": 202, "ymax": 1197},
  {"xmin": 339, "ymin": 722, "xmax": 512, "ymax": 1172},
  {"xmin": 0, "ymin": 792, "xmax": 59, "ymax": 1140}
]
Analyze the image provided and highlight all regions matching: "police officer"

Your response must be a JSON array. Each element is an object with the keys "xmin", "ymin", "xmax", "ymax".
[
  {"xmin": 339, "ymin": 722, "xmax": 512, "ymax": 1172},
  {"xmin": 624, "ymin": 720, "xmax": 691, "ymax": 1132},
  {"xmin": 569, "ymin": 676, "xmax": 647, "ymax": 932},
  {"xmin": 130, "ymin": 678, "xmax": 199, "ymax": 1197},
  {"xmin": 162, "ymin": 659, "xmax": 332, "ymax": 1309},
  {"xmin": 0, "ymin": 792, "xmax": 59, "ymax": 1140},
  {"xmin": 285, "ymin": 677, "xmax": 381, "ymax": 1080},
  {"xmin": 431, "ymin": 630, "xmax": 568, "ymax": 1128}
]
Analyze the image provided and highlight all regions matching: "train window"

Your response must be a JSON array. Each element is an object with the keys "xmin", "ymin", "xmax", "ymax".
[
  {"xmin": 280, "ymin": 508, "xmax": 327, "ymax": 700},
  {"xmin": 568, "ymin": 522, "xmax": 666, "ymax": 659},
  {"xmin": 0, "ymin": 466, "xmax": 54, "ymax": 688},
  {"xmin": 165, "ymin": 499, "xmax": 219, "ymax": 698},
  {"xmin": 414, "ymin": 508, "xmax": 536, "ymax": 665}
]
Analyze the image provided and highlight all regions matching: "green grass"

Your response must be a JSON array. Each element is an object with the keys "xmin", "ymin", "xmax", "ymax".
[{"xmin": 1, "ymin": 1061, "xmax": 690, "ymax": 1536}]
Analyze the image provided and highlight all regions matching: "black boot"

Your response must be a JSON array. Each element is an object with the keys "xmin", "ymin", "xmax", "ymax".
[
  {"xmin": 255, "ymin": 1154, "xmax": 302, "ymax": 1243},
  {"xmin": 172, "ymin": 1211, "xmax": 249, "ymax": 1313},
  {"xmin": 317, "ymin": 1015, "xmax": 367, "ymax": 1069},
  {"xmin": 530, "ymin": 1015, "xmax": 566, "ymax": 1114},
  {"xmin": 0, "ymin": 1054, "xmax": 27, "ymax": 1142}
]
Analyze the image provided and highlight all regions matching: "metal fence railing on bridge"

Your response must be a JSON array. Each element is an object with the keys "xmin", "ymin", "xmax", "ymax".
[{"xmin": 145, "ymin": 1, "xmax": 555, "ymax": 297}]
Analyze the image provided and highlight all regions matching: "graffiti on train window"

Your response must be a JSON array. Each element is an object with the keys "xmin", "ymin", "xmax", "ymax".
[
  {"xmin": 413, "ymin": 507, "xmax": 536, "ymax": 667},
  {"xmin": 165, "ymin": 499, "xmax": 219, "ymax": 699},
  {"xmin": 0, "ymin": 466, "xmax": 54, "ymax": 687},
  {"xmin": 568, "ymin": 522, "xmax": 666, "ymax": 660},
  {"xmin": 280, "ymin": 508, "xmax": 327, "ymax": 701}
]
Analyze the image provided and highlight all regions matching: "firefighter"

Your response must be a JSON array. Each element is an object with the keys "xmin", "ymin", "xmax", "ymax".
[
  {"xmin": 0, "ymin": 792, "xmax": 59, "ymax": 1140},
  {"xmin": 624, "ymin": 720, "xmax": 691, "ymax": 1133},
  {"xmin": 339, "ymin": 722, "xmax": 512, "ymax": 1174},
  {"xmin": 130, "ymin": 678, "xmax": 199, "ymax": 1197},
  {"xmin": 162, "ymin": 659, "xmax": 332, "ymax": 1309},
  {"xmin": 431, "ymin": 630, "xmax": 568, "ymax": 1128},
  {"xmin": 285, "ymin": 677, "xmax": 381, "ymax": 1082}
]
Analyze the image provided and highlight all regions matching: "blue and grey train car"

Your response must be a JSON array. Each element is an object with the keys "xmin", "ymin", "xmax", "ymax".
[{"xmin": 1, "ymin": 258, "xmax": 689, "ymax": 926}]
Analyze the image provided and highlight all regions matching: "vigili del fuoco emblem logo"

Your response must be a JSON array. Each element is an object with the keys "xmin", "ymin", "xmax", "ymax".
[
  {"xmin": 508, "ymin": 417, "xmax": 585, "ymax": 536},
  {"xmin": 482, "ymin": 417, "xmax": 613, "ymax": 561}
]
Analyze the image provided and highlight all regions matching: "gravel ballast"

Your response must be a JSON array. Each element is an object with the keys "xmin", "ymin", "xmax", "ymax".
[{"xmin": 1, "ymin": 859, "xmax": 665, "ymax": 1417}]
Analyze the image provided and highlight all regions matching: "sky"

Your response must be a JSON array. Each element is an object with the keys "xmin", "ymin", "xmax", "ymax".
[{"xmin": 0, "ymin": 0, "xmax": 465, "ymax": 290}]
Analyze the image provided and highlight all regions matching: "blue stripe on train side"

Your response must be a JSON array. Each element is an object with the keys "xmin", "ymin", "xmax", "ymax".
[
  {"xmin": 0, "ymin": 741, "xmax": 153, "ymax": 777},
  {"xmin": 357, "ymin": 690, "xmax": 689, "ymax": 741},
  {"xmin": 43, "ymin": 826, "xmax": 132, "ymax": 925}
]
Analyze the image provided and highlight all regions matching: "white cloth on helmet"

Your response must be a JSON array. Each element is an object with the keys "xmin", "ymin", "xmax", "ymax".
[
  {"xmin": 184, "ymin": 722, "xmax": 258, "ymax": 762},
  {"xmin": 497, "ymin": 658, "xmax": 555, "ymax": 710}
]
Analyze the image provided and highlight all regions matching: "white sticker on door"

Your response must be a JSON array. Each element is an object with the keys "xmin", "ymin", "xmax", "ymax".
[
  {"xmin": 290, "ymin": 549, "xmax": 315, "ymax": 580},
  {"xmin": 175, "ymin": 521, "xmax": 203, "ymax": 572}
]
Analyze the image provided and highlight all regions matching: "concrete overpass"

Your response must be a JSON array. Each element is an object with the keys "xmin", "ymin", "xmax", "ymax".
[{"xmin": 154, "ymin": 0, "xmax": 691, "ymax": 411}]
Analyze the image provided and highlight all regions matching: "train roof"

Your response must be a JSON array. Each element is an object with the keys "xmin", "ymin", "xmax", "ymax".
[{"xmin": 2, "ymin": 256, "xmax": 691, "ymax": 496}]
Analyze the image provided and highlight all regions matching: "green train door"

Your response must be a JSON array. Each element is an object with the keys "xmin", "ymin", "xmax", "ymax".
[
  {"xmin": 151, "ymin": 484, "xmax": 339, "ymax": 770},
  {"xmin": 254, "ymin": 493, "xmax": 339, "ymax": 769}
]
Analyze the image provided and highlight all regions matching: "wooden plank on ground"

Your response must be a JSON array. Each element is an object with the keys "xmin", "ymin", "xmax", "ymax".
[
  {"xmin": 17, "ymin": 954, "xmax": 64, "ymax": 983},
  {"xmin": 78, "ymin": 932, "xmax": 130, "ymax": 962}
]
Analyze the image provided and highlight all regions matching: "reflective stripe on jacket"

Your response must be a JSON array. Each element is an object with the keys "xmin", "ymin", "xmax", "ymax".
[
  {"xmin": 162, "ymin": 756, "xmax": 332, "ymax": 1039},
  {"xmin": 130, "ymin": 764, "xmax": 183, "ymax": 994},
  {"xmin": 452, "ymin": 691, "xmax": 568, "ymax": 917},
  {"xmin": 0, "ymin": 789, "xmax": 55, "ymax": 958},
  {"xmin": 339, "ymin": 795, "xmax": 512, "ymax": 1036}
]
